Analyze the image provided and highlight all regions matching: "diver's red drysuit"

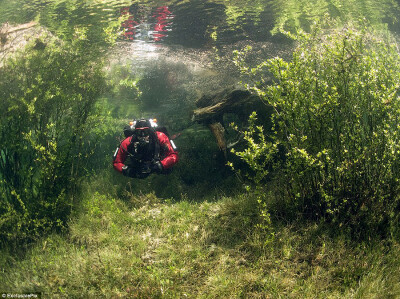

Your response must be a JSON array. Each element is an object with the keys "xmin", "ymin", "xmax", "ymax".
[{"xmin": 113, "ymin": 131, "xmax": 178, "ymax": 173}]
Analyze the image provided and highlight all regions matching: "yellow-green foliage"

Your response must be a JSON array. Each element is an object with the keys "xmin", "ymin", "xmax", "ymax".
[
  {"xmin": 270, "ymin": 0, "xmax": 399, "ymax": 37},
  {"xmin": 0, "ymin": 33, "xmax": 108, "ymax": 245},
  {"xmin": 233, "ymin": 23, "xmax": 400, "ymax": 237}
]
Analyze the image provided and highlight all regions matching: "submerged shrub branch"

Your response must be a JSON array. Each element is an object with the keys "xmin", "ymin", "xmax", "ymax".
[{"xmin": 233, "ymin": 23, "xmax": 400, "ymax": 237}]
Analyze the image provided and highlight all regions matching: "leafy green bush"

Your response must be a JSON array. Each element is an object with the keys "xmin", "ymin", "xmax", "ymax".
[
  {"xmin": 0, "ymin": 34, "xmax": 107, "ymax": 246},
  {"xmin": 233, "ymin": 24, "xmax": 400, "ymax": 237}
]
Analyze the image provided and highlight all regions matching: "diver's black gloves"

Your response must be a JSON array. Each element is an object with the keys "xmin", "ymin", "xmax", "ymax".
[
  {"xmin": 122, "ymin": 165, "xmax": 136, "ymax": 177},
  {"xmin": 151, "ymin": 161, "xmax": 163, "ymax": 173}
]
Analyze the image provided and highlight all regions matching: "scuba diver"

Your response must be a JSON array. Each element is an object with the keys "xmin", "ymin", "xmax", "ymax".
[{"xmin": 113, "ymin": 118, "xmax": 178, "ymax": 178}]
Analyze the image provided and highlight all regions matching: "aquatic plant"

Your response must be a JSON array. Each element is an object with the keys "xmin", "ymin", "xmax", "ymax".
[
  {"xmin": 0, "ymin": 30, "xmax": 109, "ymax": 246},
  {"xmin": 233, "ymin": 23, "xmax": 400, "ymax": 238}
]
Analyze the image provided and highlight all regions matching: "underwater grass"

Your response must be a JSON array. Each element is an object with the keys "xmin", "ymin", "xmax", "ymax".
[{"xmin": 1, "ymin": 191, "xmax": 400, "ymax": 298}]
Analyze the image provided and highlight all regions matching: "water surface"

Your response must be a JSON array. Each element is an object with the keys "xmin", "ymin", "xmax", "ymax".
[{"xmin": 2, "ymin": 0, "xmax": 400, "ymax": 49}]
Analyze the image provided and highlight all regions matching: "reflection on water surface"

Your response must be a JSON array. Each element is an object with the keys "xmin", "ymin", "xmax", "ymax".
[
  {"xmin": 120, "ymin": 5, "xmax": 173, "ymax": 42},
  {"xmin": 2, "ymin": 0, "xmax": 400, "ymax": 49}
]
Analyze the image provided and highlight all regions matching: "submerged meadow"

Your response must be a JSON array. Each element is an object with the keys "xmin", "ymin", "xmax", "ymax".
[
  {"xmin": 3, "ymin": 190, "xmax": 400, "ymax": 298},
  {"xmin": 2, "ymin": 0, "xmax": 400, "ymax": 297}
]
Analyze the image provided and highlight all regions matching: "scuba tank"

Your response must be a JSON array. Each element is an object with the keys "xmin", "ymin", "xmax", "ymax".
[{"xmin": 170, "ymin": 139, "xmax": 177, "ymax": 151}]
